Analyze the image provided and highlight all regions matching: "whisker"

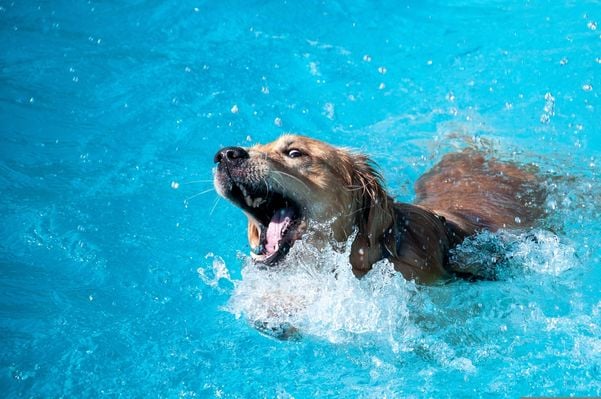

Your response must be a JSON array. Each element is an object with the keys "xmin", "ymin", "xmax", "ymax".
[
  {"xmin": 185, "ymin": 187, "xmax": 215, "ymax": 201},
  {"xmin": 262, "ymin": 178, "xmax": 271, "ymax": 197},
  {"xmin": 271, "ymin": 170, "xmax": 311, "ymax": 191},
  {"xmin": 269, "ymin": 175, "xmax": 283, "ymax": 191},
  {"xmin": 210, "ymin": 197, "xmax": 221, "ymax": 216},
  {"xmin": 180, "ymin": 179, "xmax": 214, "ymax": 184}
]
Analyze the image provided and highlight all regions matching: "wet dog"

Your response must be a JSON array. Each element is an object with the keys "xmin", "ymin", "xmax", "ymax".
[{"xmin": 213, "ymin": 135, "xmax": 545, "ymax": 283}]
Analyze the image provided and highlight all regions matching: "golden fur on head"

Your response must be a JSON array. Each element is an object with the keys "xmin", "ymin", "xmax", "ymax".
[
  {"xmin": 214, "ymin": 134, "xmax": 546, "ymax": 282},
  {"xmin": 213, "ymin": 134, "xmax": 395, "ymax": 274},
  {"xmin": 248, "ymin": 135, "xmax": 393, "ymax": 266}
]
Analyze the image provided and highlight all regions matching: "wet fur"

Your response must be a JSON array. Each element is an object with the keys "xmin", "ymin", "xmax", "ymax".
[{"xmin": 217, "ymin": 135, "xmax": 546, "ymax": 283}]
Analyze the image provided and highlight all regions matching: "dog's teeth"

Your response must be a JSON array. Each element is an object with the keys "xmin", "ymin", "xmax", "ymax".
[{"xmin": 245, "ymin": 195, "xmax": 253, "ymax": 207}]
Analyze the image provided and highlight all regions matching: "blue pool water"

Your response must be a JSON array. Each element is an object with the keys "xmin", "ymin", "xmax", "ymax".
[{"xmin": 1, "ymin": 0, "xmax": 600, "ymax": 397}]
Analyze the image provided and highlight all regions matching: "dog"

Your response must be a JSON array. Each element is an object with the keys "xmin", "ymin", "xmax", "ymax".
[{"xmin": 213, "ymin": 135, "xmax": 546, "ymax": 283}]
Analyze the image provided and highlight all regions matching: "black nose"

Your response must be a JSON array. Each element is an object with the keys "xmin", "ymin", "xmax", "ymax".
[{"xmin": 214, "ymin": 146, "xmax": 249, "ymax": 164}]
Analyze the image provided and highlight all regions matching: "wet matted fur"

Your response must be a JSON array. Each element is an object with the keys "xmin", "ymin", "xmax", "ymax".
[{"xmin": 213, "ymin": 135, "xmax": 546, "ymax": 283}]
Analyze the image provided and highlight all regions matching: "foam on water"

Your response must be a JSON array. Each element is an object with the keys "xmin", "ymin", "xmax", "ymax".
[
  {"xmin": 226, "ymin": 234, "xmax": 420, "ymax": 348},
  {"xmin": 204, "ymin": 223, "xmax": 581, "ymax": 353},
  {"xmin": 451, "ymin": 229, "xmax": 578, "ymax": 279}
]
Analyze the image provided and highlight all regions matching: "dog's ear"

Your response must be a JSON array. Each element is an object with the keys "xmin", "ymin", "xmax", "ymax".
[{"xmin": 338, "ymin": 152, "xmax": 394, "ymax": 277}]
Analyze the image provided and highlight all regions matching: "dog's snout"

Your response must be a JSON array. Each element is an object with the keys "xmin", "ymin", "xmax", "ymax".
[{"xmin": 214, "ymin": 146, "xmax": 249, "ymax": 164}]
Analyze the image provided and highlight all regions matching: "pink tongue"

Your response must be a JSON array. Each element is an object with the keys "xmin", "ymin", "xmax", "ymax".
[{"xmin": 265, "ymin": 208, "xmax": 294, "ymax": 254}]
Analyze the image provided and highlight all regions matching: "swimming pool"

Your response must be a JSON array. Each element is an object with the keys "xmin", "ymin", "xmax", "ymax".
[{"xmin": 1, "ymin": 0, "xmax": 599, "ymax": 397}]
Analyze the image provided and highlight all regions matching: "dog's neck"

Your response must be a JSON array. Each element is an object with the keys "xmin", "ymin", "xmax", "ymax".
[{"xmin": 350, "ymin": 202, "xmax": 468, "ymax": 282}]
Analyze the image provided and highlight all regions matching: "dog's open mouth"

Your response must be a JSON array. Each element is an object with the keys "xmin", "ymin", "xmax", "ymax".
[{"xmin": 228, "ymin": 182, "xmax": 304, "ymax": 265}]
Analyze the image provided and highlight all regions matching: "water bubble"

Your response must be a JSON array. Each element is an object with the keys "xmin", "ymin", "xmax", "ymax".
[
  {"xmin": 582, "ymin": 84, "xmax": 593, "ymax": 92},
  {"xmin": 323, "ymin": 102, "xmax": 335, "ymax": 120},
  {"xmin": 362, "ymin": 54, "xmax": 372, "ymax": 62},
  {"xmin": 274, "ymin": 117, "xmax": 283, "ymax": 127},
  {"xmin": 199, "ymin": 253, "xmax": 231, "ymax": 289},
  {"xmin": 559, "ymin": 57, "xmax": 568, "ymax": 65},
  {"xmin": 377, "ymin": 66, "xmax": 387, "ymax": 75},
  {"xmin": 171, "ymin": 181, "xmax": 180, "ymax": 190},
  {"xmin": 540, "ymin": 92, "xmax": 555, "ymax": 124},
  {"xmin": 230, "ymin": 104, "xmax": 239, "ymax": 113},
  {"xmin": 378, "ymin": 82, "xmax": 386, "ymax": 90},
  {"xmin": 587, "ymin": 21, "xmax": 597, "ymax": 31}
]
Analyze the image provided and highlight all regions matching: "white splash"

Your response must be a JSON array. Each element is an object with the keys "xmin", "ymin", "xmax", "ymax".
[
  {"xmin": 208, "ymin": 227, "xmax": 577, "ymax": 349},
  {"xmin": 451, "ymin": 229, "xmax": 578, "ymax": 278},
  {"xmin": 508, "ymin": 229, "xmax": 577, "ymax": 276},
  {"xmin": 198, "ymin": 253, "xmax": 231, "ymax": 290},
  {"xmin": 226, "ymin": 235, "xmax": 420, "ymax": 347}
]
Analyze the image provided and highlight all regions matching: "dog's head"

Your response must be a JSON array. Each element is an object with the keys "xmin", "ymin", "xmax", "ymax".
[{"xmin": 213, "ymin": 135, "xmax": 393, "ymax": 274}]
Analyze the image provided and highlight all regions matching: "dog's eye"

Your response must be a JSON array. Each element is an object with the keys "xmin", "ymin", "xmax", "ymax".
[{"xmin": 286, "ymin": 149, "xmax": 304, "ymax": 158}]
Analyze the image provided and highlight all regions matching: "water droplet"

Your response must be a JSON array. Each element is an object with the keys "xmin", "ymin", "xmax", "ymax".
[
  {"xmin": 274, "ymin": 117, "xmax": 283, "ymax": 127},
  {"xmin": 171, "ymin": 181, "xmax": 180, "ymax": 190},
  {"xmin": 540, "ymin": 92, "xmax": 555, "ymax": 124},
  {"xmin": 230, "ymin": 104, "xmax": 239, "ymax": 113},
  {"xmin": 378, "ymin": 82, "xmax": 385, "ymax": 90},
  {"xmin": 377, "ymin": 66, "xmax": 387, "ymax": 74},
  {"xmin": 587, "ymin": 21, "xmax": 597, "ymax": 31},
  {"xmin": 323, "ymin": 102, "xmax": 335, "ymax": 120},
  {"xmin": 582, "ymin": 84, "xmax": 593, "ymax": 92},
  {"xmin": 559, "ymin": 57, "xmax": 568, "ymax": 65},
  {"xmin": 514, "ymin": 216, "xmax": 522, "ymax": 224},
  {"xmin": 362, "ymin": 54, "xmax": 372, "ymax": 62}
]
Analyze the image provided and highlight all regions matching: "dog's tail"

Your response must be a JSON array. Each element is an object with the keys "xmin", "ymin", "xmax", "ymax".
[{"xmin": 414, "ymin": 150, "xmax": 546, "ymax": 234}]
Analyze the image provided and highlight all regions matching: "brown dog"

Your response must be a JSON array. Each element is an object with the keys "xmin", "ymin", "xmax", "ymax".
[{"xmin": 213, "ymin": 135, "xmax": 545, "ymax": 283}]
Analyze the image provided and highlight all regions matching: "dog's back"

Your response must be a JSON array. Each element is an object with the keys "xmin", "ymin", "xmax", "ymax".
[{"xmin": 414, "ymin": 150, "xmax": 546, "ymax": 235}]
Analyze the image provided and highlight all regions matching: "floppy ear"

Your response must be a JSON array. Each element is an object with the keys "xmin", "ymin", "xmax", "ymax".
[{"xmin": 340, "ymin": 153, "xmax": 394, "ymax": 277}]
